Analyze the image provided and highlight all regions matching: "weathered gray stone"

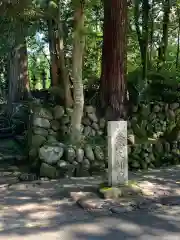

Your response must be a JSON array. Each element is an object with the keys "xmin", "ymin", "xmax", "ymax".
[
  {"xmin": 131, "ymin": 160, "xmax": 140, "ymax": 168},
  {"xmin": 91, "ymin": 161, "xmax": 105, "ymax": 171},
  {"xmin": 60, "ymin": 116, "xmax": 70, "ymax": 125},
  {"xmin": 170, "ymin": 102, "xmax": 179, "ymax": 110},
  {"xmin": 92, "ymin": 122, "xmax": 99, "ymax": 130},
  {"xmin": 85, "ymin": 106, "xmax": 96, "ymax": 114},
  {"xmin": 91, "ymin": 129, "xmax": 96, "ymax": 137},
  {"xmin": 29, "ymin": 148, "xmax": 38, "ymax": 159},
  {"xmin": 53, "ymin": 105, "xmax": 64, "ymax": 119},
  {"xmin": 33, "ymin": 127, "xmax": 48, "ymax": 137},
  {"xmin": 60, "ymin": 126, "xmax": 69, "ymax": 135},
  {"xmin": 128, "ymin": 134, "xmax": 135, "ymax": 145},
  {"xmin": 34, "ymin": 107, "xmax": 53, "ymax": 120},
  {"xmin": 48, "ymin": 129, "xmax": 57, "ymax": 136},
  {"xmin": 57, "ymin": 159, "xmax": 68, "ymax": 168},
  {"xmin": 75, "ymin": 166, "xmax": 90, "ymax": 177},
  {"xmin": 99, "ymin": 118, "xmax": 106, "ymax": 129},
  {"xmin": 64, "ymin": 164, "xmax": 75, "ymax": 177},
  {"xmin": 108, "ymin": 121, "xmax": 128, "ymax": 186},
  {"xmin": 72, "ymin": 160, "xmax": 79, "ymax": 166},
  {"xmin": 66, "ymin": 108, "xmax": 73, "ymax": 116},
  {"xmin": 111, "ymin": 206, "xmax": 133, "ymax": 214},
  {"xmin": 83, "ymin": 158, "xmax": 90, "ymax": 169},
  {"xmin": 76, "ymin": 148, "xmax": 84, "ymax": 163},
  {"xmin": 168, "ymin": 109, "xmax": 175, "ymax": 120},
  {"xmin": 154, "ymin": 142, "xmax": 163, "ymax": 154},
  {"xmin": 84, "ymin": 126, "xmax": 91, "ymax": 136},
  {"xmin": 97, "ymin": 130, "xmax": 103, "ymax": 136},
  {"xmin": 51, "ymin": 120, "xmax": 60, "ymax": 131},
  {"xmin": 132, "ymin": 105, "xmax": 138, "ymax": 113},
  {"xmin": 33, "ymin": 117, "xmax": 50, "ymax": 129},
  {"xmin": 66, "ymin": 147, "xmax": 76, "ymax": 162},
  {"xmin": 39, "ymin": 144, "xmax": 64, "ymax": 164},
  {"xmin": 31, "ymin": 135, "xmax": 46, "ymax": 148},
  {"xmin": 40, "ymin": 163, "xmax": 58, "ymax": 179},
  {"xmin": 164, "ymin": 103, "xmax": 169, "ymax": 112},
  {"xmin": 84, "ymin": 145, "xmax": 95, "ymax": 161},
  {"xmin": 153, "ymin": 105, "xmax": 161, "ymax": 113},
  {"xmin": 88, "ymin": 113, "xmax": 98, "ymax": 122},
  {"xmin": 82, "ymin": 117, "xmax": 91, "ymax": 126},
  {"xmin": 46, "ymin": 135, "xmax": 57, "ymax": 143},
  {"xmin": 80, "ymin": 124, "xmax": 84, "ymax": 133},
  {"xmin": 164, "ymin": 142, "xmax": 171, "ymax": 152},
  {"xmin": 94, "ymin": 146, "xmax": 104, "ymax": 161},
  {"xmin": 127, "ymin": 121, "xmax": 131, "ymax": 129}
]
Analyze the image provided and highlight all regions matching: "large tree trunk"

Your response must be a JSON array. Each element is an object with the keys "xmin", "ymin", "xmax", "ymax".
[
  {"xmin": 100, "ymin": 0, "xmax": 128, "ymax": 120},
  {"xmin": 71, "ymin": 0, "xmax": 85, "ymax": 144},
  {"xmin": 8, "ymin": 24, "xmax": 30, "ymax": 111}
]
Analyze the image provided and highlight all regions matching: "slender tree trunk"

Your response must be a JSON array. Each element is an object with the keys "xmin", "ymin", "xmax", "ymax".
[
  {"xmin": 8, "ymin": 50, "xmax": 18, "ymax": 111},
  {"xmin": 158, "ymin": 0, "xmax": 171, "ymax": 70},
  {"xmin": 47, "ymin": 19, "xmax": 59, "ymax": 86},
  {"xmin": 57, "ymin": 0, "xmax": 73, "ymax": 107},
  {"xmin": 149, "ymin": 0, "xmax": 155, "ymax": 66},
  {"xmin": 134, "ymin": 0, "xmax": 144, "ymax": 61},
  {"xmin": 41, "ymin": 70, "xmax": 46, "ymax": 89},
  {"xmin": 141, "ymin": 0, "xmax": 150, "ymax": 81},
  {"xmin": 71, "ymin": 0, "xmax": 85, "ymax": 144},
  {"xmin": 176, "ymin": 7, "xmax": 180, "ymax": 69},
  {"xmin": 100, "ymin": 0, "xmax": 128, "ymax": 120},
  {"xmin": 134, "ymin": 0, "xmax": 150, "ymax": 81},
  {"xmin": 19, "ymin": 37, "xmax": 31, "ymax": 98}
]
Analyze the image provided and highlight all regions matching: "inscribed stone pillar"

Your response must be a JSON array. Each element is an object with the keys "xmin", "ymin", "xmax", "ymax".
[{"xmin": 108, "ymin": 121, "xmax": 128, "ymax": 186}]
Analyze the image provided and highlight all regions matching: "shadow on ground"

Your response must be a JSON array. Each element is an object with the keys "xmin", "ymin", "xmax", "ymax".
[
  {"xmin": 130, "ymin": 165, "xmax": 180, "ymax": 196},
  {"xmin": 0, "ymin": 166, "xmax": 180, "ymax": 239}
]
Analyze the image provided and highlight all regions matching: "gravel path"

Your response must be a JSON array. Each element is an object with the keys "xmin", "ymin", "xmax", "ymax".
[{"xmin": 0, "ymin": 166, "xmax": 180, "ymax": 239}]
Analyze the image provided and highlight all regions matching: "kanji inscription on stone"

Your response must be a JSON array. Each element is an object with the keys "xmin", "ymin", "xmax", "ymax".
[{"xmin": 108, "ymin": 121, "xmax": 128, "ymax": 186}]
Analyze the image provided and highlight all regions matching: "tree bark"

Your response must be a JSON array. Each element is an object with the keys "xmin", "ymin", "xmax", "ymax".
[
  {"xmin": 57, "ymin": 0, "xmax": 73, "ymax": 107},
  {"xmin": 47, "ymin": 19, "xmax": 59, "ymax": 86},
  {"xmin": 141, "ymin": 0, "xmax": 150, "ymax": 81},
  {"xmin": 8, "ymin": 23, "xmax": 30, "ymax": 111},
  {"xmin": 71, "ymin": 0, "xmax": 85, "ymax": 144},
  {"xmin": 134, "ymin": 0, "xmax": 150, "ymax": 81},
  {"xmin": 100, "ymin": 0, "xmax": 128, "ymax": 120},
  {"xmin": 158, "ymin": 0, "xmax": 171, "ymax": 70},
  {"xmin": 176, "ymin": 7, "xmax": 180, "ymax": 69},
  {"xmin": 149, "ymin": 0, "xmax": 155, "ymax": 65}
]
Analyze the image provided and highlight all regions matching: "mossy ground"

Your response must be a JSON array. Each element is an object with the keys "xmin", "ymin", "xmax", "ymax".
[{"xmin": 98, "ymin": 180, "xmax": 144, "ymax": 199}]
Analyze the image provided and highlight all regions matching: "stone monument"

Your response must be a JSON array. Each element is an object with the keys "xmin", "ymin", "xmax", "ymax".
[{"xmin": 108, "ymin": 121, "xmax": 128, "ymax": 186}]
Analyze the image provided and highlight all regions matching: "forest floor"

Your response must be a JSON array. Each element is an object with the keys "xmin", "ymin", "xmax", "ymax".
[{"xmin": 0, "ymin": 165, "xmax": 180, "ymax": 239}]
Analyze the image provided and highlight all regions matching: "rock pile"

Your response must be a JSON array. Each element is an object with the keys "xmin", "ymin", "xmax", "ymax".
[
  {"xmin": 128, "ymin": 102, "xmax": 180, "ymax": 170},
  {"xmin": 28, "ymin": 100, "xmax": 180, "ymax": 178},
  {"xmin": 29, "ymin": 104, "xmax": 106, "ymax": 178}
]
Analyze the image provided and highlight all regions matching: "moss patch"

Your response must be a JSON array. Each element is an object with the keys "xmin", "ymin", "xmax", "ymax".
[{"xmin": 98, "ymin": 180, "xmax": 143, "ymax": 199}]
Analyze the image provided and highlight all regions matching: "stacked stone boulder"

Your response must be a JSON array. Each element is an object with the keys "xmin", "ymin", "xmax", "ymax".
[
  {"xmin": 128, "ymin": 102, "xmax": 180, "ymax": 170},
  {"xmin": 82, "ymin": 106, "xmax": 106, "ymax": 137},
  {"xmin": 28, "ymin": 100, "xmax": 180, "ymax": 178},
  {"xmin": 28, "ymin": 103, "xmax": 107, "ymax": 178}
]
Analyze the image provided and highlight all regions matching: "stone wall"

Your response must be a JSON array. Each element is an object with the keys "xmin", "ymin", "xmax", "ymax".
[
  {"xmin": 28, "ymin": 101, "xmax": 180, "ymax": 178},
  {"xmin": 128, "ymin": 102, "xmax": 180, "ymax": 170},
  {"xmin": 28, "ymin": 103, "xmax": 107, "ymax": 178}
]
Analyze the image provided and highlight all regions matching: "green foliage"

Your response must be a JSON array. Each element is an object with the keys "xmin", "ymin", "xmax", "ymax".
[{"xmin": 0, "ymin": 0, "xmax": 179, "ymax": 96}]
